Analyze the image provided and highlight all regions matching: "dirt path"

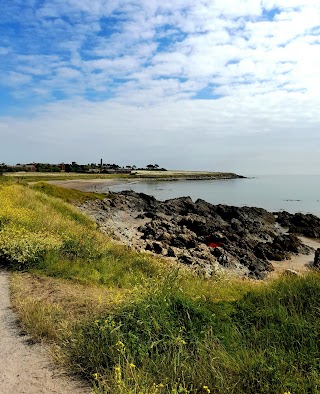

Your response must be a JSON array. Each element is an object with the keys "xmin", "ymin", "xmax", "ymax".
[{"xmin": 0, "ymin": 270, "xmax": 91, "ymax": 394}]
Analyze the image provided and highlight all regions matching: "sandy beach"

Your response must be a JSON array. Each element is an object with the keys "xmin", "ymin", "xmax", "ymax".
[{"xmin": 47, "ymin": 178, "xmax": 131, "ymax": 192}]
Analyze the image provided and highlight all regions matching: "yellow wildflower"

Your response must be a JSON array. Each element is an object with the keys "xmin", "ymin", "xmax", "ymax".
[
  {"xmin": 115, "ymin": 340, "xmax": 126, "ymax": 352},
  {"xmin": 114, "ymin": 365, "xmax": 122, "ymax": 385}
]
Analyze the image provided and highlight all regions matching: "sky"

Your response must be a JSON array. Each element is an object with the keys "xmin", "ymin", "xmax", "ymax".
[{"xmin": 0, "ymin": 0, "xmax": 320, "ymax": 175}]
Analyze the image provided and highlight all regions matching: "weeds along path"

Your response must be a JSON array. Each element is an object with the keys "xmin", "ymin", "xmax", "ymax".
[{"xmin": 0, "ymin": 270, "xmax": 91, "ymax": 394}]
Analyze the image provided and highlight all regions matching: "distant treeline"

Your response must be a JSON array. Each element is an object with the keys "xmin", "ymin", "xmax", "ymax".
[{"xmin": 0, "ymin": 162, "xmax": 166, "ymax": 174}]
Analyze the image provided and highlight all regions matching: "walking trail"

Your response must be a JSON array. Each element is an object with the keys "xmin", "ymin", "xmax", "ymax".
[{"xmin": 0, "ymin": 270, "xmax": 91, "ymax": 394}]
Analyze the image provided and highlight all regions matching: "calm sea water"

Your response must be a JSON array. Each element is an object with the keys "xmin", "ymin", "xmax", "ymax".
[{"xmin": 105, "ymin": 175, "xmax": 320, "ymax": 217}]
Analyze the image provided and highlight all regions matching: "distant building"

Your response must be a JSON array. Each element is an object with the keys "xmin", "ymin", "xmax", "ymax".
[
  {"xmin": 25, "ymin": 164, "xmax": 37, "ymax": 171},
  {"xmin": 15, "ymin": 163, "xmax": 37, "ymax": 171}
]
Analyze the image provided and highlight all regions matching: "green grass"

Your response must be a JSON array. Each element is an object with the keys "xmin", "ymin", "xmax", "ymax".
[
  {"xmin": 34, "ymin": 246, "xmax": 165, "ymax": 288},
  {"xmin": 0, "ymin": 181, "xmax": 164, "ymax": 288},
  {"xmin": 5, "ymin": 172, "xmax": 131, "ymax": 182},
  {"xmin": 65, "ymin": 274, "xmax": 320, "ymax": 394},
  {"xmin": 31, "ymin": 181, "xmax": 108, "ymax": 204},
  {"xmin": 2, "ymin": 181, "xmax": 320, "ymax": 394}
]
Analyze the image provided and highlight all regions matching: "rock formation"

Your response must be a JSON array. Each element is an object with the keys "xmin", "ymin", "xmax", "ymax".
[{"xmin": 80, "ymin": 191, "xmax": 317, "ymax": 279}]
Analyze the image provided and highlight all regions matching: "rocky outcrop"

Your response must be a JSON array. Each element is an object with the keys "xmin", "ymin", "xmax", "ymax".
[
  {"xmin": 276, "ymin": 212, "xmax": 320, "ymax": 238},
  {"xmin": 81, "ymin": 191, "xmax": 317, "ymax": 279}
]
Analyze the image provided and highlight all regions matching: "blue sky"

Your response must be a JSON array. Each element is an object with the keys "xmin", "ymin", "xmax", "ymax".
[{"xmin": 1, "ymin": 0, "xmax": 320, "ymax": 173}]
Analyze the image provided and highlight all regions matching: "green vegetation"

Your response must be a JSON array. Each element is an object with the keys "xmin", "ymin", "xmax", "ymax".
[
  {"xmin": 5, "ymin": 172, "xmax": 131, "ymax": 182},
  {"xmin": 0, "ymin": 180, "xmax": 162, "ymax": 286},
  {"xmin": 66, "ymin": 275, "xmax": 320, "ymax": 394},
  {"xmin": 31, "ymin": 182, "xmax": 108, "ymax": 204},
  {"xmin": 1, "ymin": 178, "xmax": 319, "ymax": 394}
]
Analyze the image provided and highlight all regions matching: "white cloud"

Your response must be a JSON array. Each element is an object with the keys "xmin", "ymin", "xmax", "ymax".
[
  {"xmin": 2, "ymin": 89, "xmax": 320, "ymax": 174},
  {"xmin": 2, "ymin": 0, "xmax": 319, "ymax": 103},
  {"xmin": 2, "ymin": 72, "xmax": 32, "ymax": 87}
]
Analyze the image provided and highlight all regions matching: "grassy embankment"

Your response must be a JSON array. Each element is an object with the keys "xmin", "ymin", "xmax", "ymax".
[
  {"xmin": 4, "ymin": 171, "xmax": 132, "ymax": 182},
  {"xmin": 0, "ymin": 176, "xmax": 319, "ymax": 394}
]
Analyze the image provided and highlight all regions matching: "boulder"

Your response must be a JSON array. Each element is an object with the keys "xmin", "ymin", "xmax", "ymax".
[
  {"xmin": 283, "ymin": 269, "xmax": 298, "ymax": 276},
  {"xmin": 145, "ymin": 242, "xmax": 163, "ymax": 254},
  {"xmin": 276, "ymin": 211, "xmax": 320, "ymax": 238},
  {"xmin": 314, "ymin": 248, "xmax": 320, "ymax": 269}
]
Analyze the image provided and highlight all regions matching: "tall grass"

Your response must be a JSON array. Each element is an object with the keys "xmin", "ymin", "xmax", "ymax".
[
  {"xmin": 64, "ymin": 274, "xmax": 320, "ymax": 394},
  {"xmin": 31, "ymin": 182, "xmax": 108, "ymax": 203},
  {"xmin": 0, "ymin": 183, "xmax": 163, "ymax": 287}
]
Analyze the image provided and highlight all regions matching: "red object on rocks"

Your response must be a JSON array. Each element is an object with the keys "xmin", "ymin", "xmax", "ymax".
[{"xmin": 207, "ymin": 242, "xmax": 222, "ymax": 248}]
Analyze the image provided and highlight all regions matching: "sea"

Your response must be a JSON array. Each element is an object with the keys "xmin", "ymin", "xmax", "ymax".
[{"xmin": 103, "ymin": 175, "xmax": 320, "ymax": 217}]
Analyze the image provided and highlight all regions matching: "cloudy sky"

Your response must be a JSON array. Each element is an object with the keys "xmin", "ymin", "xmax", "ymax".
[{"xmin": 1, "ymin": 0, "xmax": 319, "ymax": 174}]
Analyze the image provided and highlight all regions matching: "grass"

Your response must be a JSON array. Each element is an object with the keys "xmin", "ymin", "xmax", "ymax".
[
  {"xmin": 4, "ymin": 172, "xmax": 132, "ymax": 182},
  {"xmin": 2, "ymin": 179, "xmax": 320, "ymax": 394},
  {"xmin": 11, "ymin": 270, "xmax": 320, "ymax": 394},
  {"xmin": 0, "ymin": 180, "xmax": 165, "ymax": 287},
  {"xmin": 31, "ymin": 181, "xmax": 108, "ymax": 203}
]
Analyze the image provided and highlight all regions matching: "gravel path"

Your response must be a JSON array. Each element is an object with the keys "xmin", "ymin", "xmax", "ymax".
[{"xmin": 0, "ymin": 270, "xmax": 91, "ymax": 394}]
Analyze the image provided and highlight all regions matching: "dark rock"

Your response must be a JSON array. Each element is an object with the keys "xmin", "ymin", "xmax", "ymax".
[
  {"xmin": 167, "ymin": 247, "xmax": 176, "ymax": 257},
  {"xmin": 163, "ymin": 196, "xmax": 197, "ymax": 216},
  {"xmin": 178, "ymin": 253, "xmax": 194, "ymax": 265},
  {"xmin": 254, "ymin": 234, "xmax": 311, "ymax": 262},
  {"xmin": 276, "ymin": 211, "xmax": 320, "ymax": 238},
  {"xmin": 314, "ymin": 248, "xmax": 320, "ymax": 269},
  {"xmin": 177, "ymin": 233, "xmax": 197, "ymax": 248},
  {"xmin": 211, "ymin": 247, "xmax": 223, "ymax": 258},
  {"xmin": 194, "ymin": 199, "xmax": 215, "ymax": 217},
  {"xmin": 144, "ymin": 211, "xmax": 158, "ymax": 219},
  {"xmin": 230, "ymin": 218, "xmax": 244, "ymax": 233},
  {"xmin": 145, "ymin": 241, "xmax": 163, "ymax": 254},
  {"xmin": 178, "ymin": 215, "xmax": 208, "ymax": 235},
  {"xmin": 153, "ymin": 242, "xmax": 163, "ymax": 254},
  {"xmin": 272, "ymin": 234, "xmax": 300, "ymax": 254},
  {"xmin": 145, "ymin": 242, "xmax": 153, "ymax": 251}
]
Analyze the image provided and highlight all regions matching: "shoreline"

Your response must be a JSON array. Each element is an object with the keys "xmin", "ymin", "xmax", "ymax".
[
  {"xmin": 49, "ymin": 177, "xmax": 320, "ymax": 218},
  {"xmin": 46, "ymin": 173, "xmax": 244, "ymax": 192},
  {"xmin": 79, "ymin": 190, "xmax": 320, "ymax": 280}
]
